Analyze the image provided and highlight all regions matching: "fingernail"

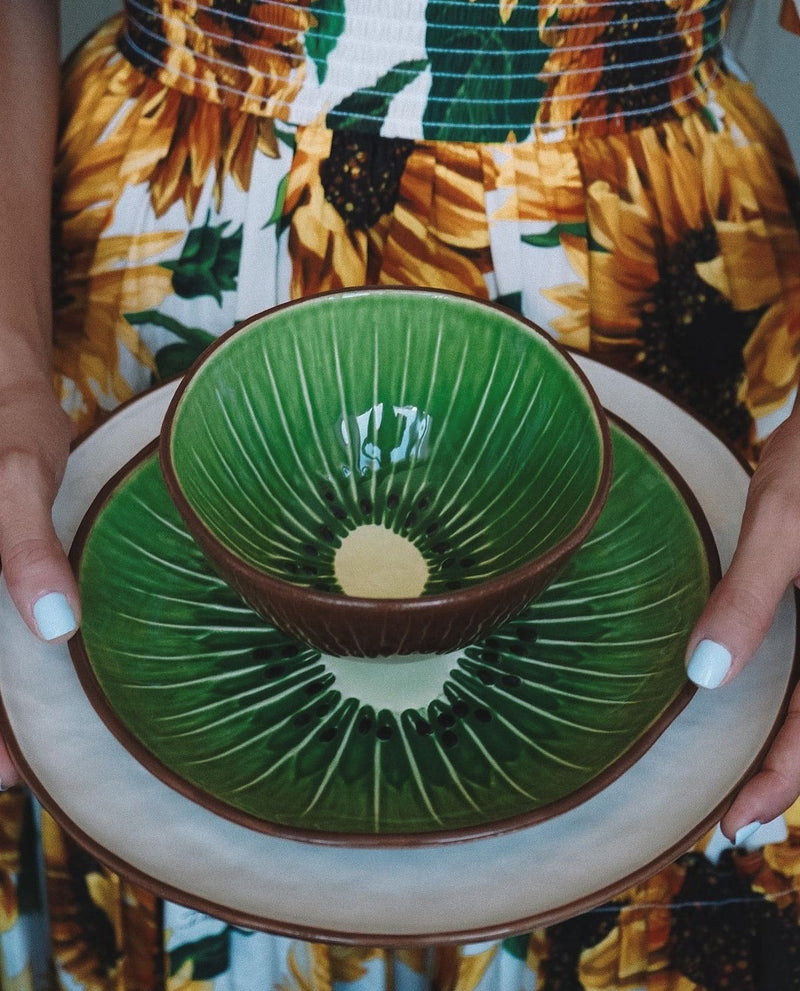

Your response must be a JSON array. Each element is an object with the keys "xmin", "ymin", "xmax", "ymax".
[
  {"xmin": 734, "ymin": 821, "xmax": 762, "ymax": 846},
  {"xmin": 686, "ymin": 639, "xmax": 731, "ymax": 689},
  {"xmin": 32, "ymin": 592, "xmax": 77, "ymax": 641}
]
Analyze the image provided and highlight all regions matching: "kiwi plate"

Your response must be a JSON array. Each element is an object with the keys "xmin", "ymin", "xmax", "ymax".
[{"xmin": 68, "ymin": 417, "xmax": 716, "ymax": 845}]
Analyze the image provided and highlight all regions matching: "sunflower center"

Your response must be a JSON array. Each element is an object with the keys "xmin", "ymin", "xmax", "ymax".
[
  {"xmin": 636, "ymin": 223, "xmax": 763, "ymax": 450},
  {"xmin": 320, "ymin": 132, "xmax": 415, "ymax": 229}
]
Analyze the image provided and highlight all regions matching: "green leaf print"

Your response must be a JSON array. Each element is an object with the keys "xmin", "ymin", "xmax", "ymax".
[
  {"xmin": 163, "ymin": 213, "xmax": 243, "ymax": 303},
  {"xmin": 327, "ymin": 59, "xmax": 429, "ymax": 135},
  {"xmin": 423, "ymin": 0, "xmax": 549, "ymax": 142},
  {"xmin": 521, "ymin": 222, "xmax": 588, "ymax": 248},
  {"xmin": 125, "ymin": 309, "xmax": 216, "ymax": 383},
  {"xmin": 169, "ymin": 929, "xmax": 231, "ymax": 980},
  {"xmin": 305, "ymin": 0, "xmax": 346, "ymax": 84}
]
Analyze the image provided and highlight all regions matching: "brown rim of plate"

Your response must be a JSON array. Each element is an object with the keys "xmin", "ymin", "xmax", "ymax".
[
  {"xmin": 157, "ymin": 287, "xmax": 615, "ymax": 645},
  {"xmin": 0, "ymin": 378, "xmax": 794, "ymax": 946},
  {"xmin": 65, "ymin": 410, "xmax": 714, "ymax": 848}
]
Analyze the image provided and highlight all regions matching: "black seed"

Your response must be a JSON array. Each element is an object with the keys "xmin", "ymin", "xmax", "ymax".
[
  {"xmin": 478, "ymin": 668, "xmax": 496, "ymax": 685},
  {"xmin": 417, "ymin": 496, "xmax": 430, "ymax": 510},
  {"xmin": 305, "ymin": 680, "xmax": 325, "ymax": 695},
  {"xmin": 316, "ymin": 701, "xmax": 333, "ymax": 717},
  {"xmin": 322, "ymin": 488, "xmax": 336, "ymax": 502},
  {"xmin": 319, "ymin": 525, "xmax": 335, "ymax": 542},
  {"xmin": 293, "ymin": 710, "xmax": 312, "ymax": 727},
  {"xmin": 437, "ymin": 711, "xmax": 456, "ymax": 728},
  {"xmin": 302, "ymin": 543, "xmax": 318, "ymax": 557},
  {"xmin": 302, "ymin": 564, "xmax": 318, "ymax": 575},
  {"xmin": 376, "ymin": 723, "xmax": 393, "ymax": 741},
  {"xmin": 460, "ymin": 557, "xmax": 475, "ymax": 568},
  {"xmin": 404, "ymin": 512, "xmax": 416, "ymax": 528},
  {"xmin": 425, "ymin": 522, "xmax": 439, "ymax": 535},
  {"xmin": 452, "ymin": 700, "xmax": 469, "ymax": 718},
  {"xmin": 482, "ymin": 650, "xmax": 499, "ymax": 665},
  {"xmin": 441, "ymin": 730, "xmax": 458, "ymax": 748},
  {"xmin": 331, "ymin": 504, "xmax": 347, "ymax": 520},
  {"xmin": 387, "ymin": 492, "xmax": 399, "ymax": 509},
  {"xmin": 516, "ymin": 625, "xmax": 538, "ymax": 643},
  {"xmin": 358, "ymin": 714, "xmax": 373, "ymax": 734},
  {"xmin": 319, "ymin": 726, "xmax": 338, "ymax": 743},
  {"xmin": 474, "ymin": 708, "xmax": 492, "ymax": 723},
  {"xmin": 433, "ymin": 542, "xmax": 451, "ymax": 554},
  {"xmin": 263, "ymin": 664, "xmax": 286, "ymax": 680},
  {"xmin": 359, "ymin": 498, "xmax": 373, "ymax": 515},
  {"xmin": 502, "ymin": 674, "xmax": 522, "ymax": 688},
  {"xmin": 415, "ymin": 718, "xmax": 434, "ymax": 736}
]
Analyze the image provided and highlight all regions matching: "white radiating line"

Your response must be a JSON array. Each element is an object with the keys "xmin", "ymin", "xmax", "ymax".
[
  {"xmin": 301, "ymin": 708, "xmax": 360, "ymax": 816},
  {"xmin": 397, "ymin": 331, "xmax": 472, "ymax": 525},
  {"xmin": 373, "ymin": 738, "xmax": 381, "ymax": 833},
  {"xmin": 455, "ymin": 722, "xmax": 541, "ymax": 799},
  {"xmin": 525, "ymin": 586, "xmax": 689, "ymax": 625},
  {"xmin": 293, "ymin": 335, "xmax": 348, "ymax": 523},
  {"xmin": 536, "ymin": 631, "xmax": 685, "ymax": 649},
  {"xmin": 546, "ymin": 548, "xmax": 671, "ymax": 593},
  {"xmin": 432, "ymin": 345, "xmax": 532, "ymax": 522},
  {"xmin": 456, "ymin": 681, "xmax": 631, "ymax": 741},
  {"xmin": 115, "ymin": 661, "xmax": 264, "ymax": 686},
  {"xmin": 258, "ymin": 336, "xmax": 336, "ymax": 531},
  {"xmin": 396, "ymin": 726, "xmax": 445, "ymax": 824},
  {"xmin": 330, "ymin": 322, "xmax": 362, "ymax": 510}
]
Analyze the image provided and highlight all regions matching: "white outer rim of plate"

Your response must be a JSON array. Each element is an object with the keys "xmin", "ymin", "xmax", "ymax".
[{"xmin": 0, "ymin": 356, "xmax": 794, "ymax": 945}]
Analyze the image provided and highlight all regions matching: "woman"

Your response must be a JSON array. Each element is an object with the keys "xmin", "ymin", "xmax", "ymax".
[{"xmin": 1, "ymin": 0, "xmax": 800, "ymax": 987}]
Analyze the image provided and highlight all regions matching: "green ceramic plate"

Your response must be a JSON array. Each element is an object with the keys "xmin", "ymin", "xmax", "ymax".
[{"xmin": 69, "ymin": 417, "xmax": 717, "ymax": 844}]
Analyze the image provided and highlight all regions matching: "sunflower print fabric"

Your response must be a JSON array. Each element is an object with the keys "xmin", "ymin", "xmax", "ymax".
[{"xmin": 7, "ymin": 0, "xmax": 797, "ymax": 989}]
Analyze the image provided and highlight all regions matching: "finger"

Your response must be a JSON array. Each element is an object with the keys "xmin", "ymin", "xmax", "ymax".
[
  {"xmin": 0, "ymin": 733, "xmax": 20, "ymax": 791},
  {"xmin": 0, "ymin": 451, "xmax": 79, "ymax": 642},
  {"xmin": 685, "ymin": 463, "xmax": 800, "ymax": 690},
  {"xmin": 719, "ymin": 682, "xmax": 800, "ymax": 841}
]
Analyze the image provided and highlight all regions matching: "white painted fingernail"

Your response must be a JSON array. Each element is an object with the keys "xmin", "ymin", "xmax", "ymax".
[
  {"xmin": 32, "ymin": 593, "xmax": 77, "ymax": 641},
  {"xmin": 734, "ymin": 821, "xmax": 762, "ymax": 846},
  {"xmin": 686, "ymin": 639, "xmax": 731, "ymax": 689}
]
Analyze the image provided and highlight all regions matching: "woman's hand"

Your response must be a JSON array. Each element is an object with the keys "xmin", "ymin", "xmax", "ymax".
[
  {"xmin": 0, "ymin": 375, "xmax": 78, "ymax": 643},
  {"xmin": 0, "ymin": 373, "xmax": 76, "ymax": 790},
  {"xmin": 685, "ymin": 399, "xmax": 800, "ymax": 842}
]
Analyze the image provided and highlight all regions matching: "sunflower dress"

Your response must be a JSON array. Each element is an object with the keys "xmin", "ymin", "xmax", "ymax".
[{"xmin": 3, "ymin": 0, "xmax": 800, "ymax": 988}]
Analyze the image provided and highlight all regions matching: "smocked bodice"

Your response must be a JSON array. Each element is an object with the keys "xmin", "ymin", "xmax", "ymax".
[{"xmin": 121, "ymin": 0, "xmax": 727, "ymax": 140}]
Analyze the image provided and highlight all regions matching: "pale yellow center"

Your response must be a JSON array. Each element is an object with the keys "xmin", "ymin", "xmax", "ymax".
[{"xmin": 334, "ymin": 524, "xmax": 429, "ymax": 599}]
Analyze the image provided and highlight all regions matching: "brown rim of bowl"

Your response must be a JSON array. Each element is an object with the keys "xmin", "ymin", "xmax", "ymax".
[
  {"xmin": 66, "ymin": 410, "xmax": 716, "ymax": 848},
  {"xmin": 158, "ymin": 286, "xmax": 615, "ymax": 634}
]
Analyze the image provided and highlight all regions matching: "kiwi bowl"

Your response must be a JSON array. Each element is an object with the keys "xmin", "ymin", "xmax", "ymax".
[{"xmin": 159, "ymin": 287, "xmax": 612, "ymax": 657}]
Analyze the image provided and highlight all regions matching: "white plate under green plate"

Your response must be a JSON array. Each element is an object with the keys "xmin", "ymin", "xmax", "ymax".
[
  {"xmin": 0, "ymin": 358, "xmax": 795, "ymax": 943},
  {"xmin": 68, "ymin": 415, "xmax": 711, "ymax": 843}
]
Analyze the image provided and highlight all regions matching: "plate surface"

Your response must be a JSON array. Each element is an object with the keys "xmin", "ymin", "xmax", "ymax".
[
  {"xmin": 69, "ymin": 419, "xmax": 711, "ymax": 842},
  {"xmin": 0, "ymin": 358, "xmax": 795, "ymax": 944}
]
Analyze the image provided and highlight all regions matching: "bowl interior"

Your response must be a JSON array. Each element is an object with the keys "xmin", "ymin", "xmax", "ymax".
[{"xmin": 166, "ymin": 290, "xmax": 607, "ymax": 600}]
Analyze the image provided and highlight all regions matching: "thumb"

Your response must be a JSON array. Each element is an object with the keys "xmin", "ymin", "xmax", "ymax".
[
  {"xmin": 0, "ymin": 451, "xmax": 80, "ymax": 643},
  {"xmin": 0, "ymin": 732, "xmax": 21, "ymax": 791}
]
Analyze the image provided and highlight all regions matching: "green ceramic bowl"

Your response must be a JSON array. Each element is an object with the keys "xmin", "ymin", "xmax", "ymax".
[{"xmin": 160, "ymin": 288, "xmax": 612, "ymax": 657}]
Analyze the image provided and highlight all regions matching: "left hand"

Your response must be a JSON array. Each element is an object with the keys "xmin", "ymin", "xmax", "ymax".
[{"xmin": 685, "ymin": 398, "xmax": 800, "ymax": 842}]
